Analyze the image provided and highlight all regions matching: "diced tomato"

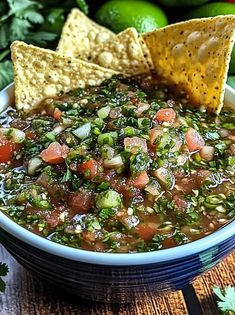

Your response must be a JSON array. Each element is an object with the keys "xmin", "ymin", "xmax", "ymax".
[
  {"xmin": 45, "ymin": 207, "xmax": 65, "ymax": 227},
  {"xmin": 0, "ymin": 135, "xmax": 14, "ymax": 163},
  {"xmin": 131, "ymin": 171, "xmax": 149, "ymax": 189},
  {"xmin": 173, "ymin": 195, "xmax": 188, "ymax": 212},
  {"xmin": 68, "ymin": 190, "xmax": 94, "ymax": 214},
  {"xmin": 77, "ymin": 159, "xmax": 99, "ymax": 179},
  {"xmin": 154, "ymin": 108, "xmax": 176, "ymax": 124},
  {"xmin": 131, "ymin": 97, "xmax": 139, "ymax": 104},
  {"xmin": 40, "ymin": 142, "xmax": 70, "ymax": 164},
  {"xmin": 135, "ymin": 222, "xmax": 158, "ymax": 241},
  {"xmin": 185, "ymin": 128, "xmax": 205, "ymax": 152},
  {"xmin": 25, "ymin": 130, "xmax": 37, "ymax": 140},
  {"xmin": 175, "ymin": 170, "xmax": 210, "ymax": 194},
  {"xmin": 53, "ymin": 108, "xmax": 62, "ymax": 120}
]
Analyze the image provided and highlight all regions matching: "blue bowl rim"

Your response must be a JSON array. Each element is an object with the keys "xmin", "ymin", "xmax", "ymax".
[{"xmin": 0, "ymin": 83, "xmax": 235, "ymax": 266}]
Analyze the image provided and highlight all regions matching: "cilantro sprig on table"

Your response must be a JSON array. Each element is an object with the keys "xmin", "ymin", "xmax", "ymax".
[
  {"xmin": 213, "ymin": 286, "xmax": 235, "ymax": 314},
  {"xmin": 0, "ymin": 262, "xmax": 9, "ymax": 293},
  {"xmin": 0, "ymin": 0, "xmax": 89, "ymax": 90}
]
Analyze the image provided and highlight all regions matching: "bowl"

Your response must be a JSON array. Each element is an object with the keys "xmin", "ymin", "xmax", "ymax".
[{"xmin": 0, "ymin": 83, "xmax": 235, "ymax": 303}]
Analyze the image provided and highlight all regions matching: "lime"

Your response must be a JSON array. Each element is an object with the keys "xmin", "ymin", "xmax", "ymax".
[
  {"xmin": 227, "ymin": 76, "xmax": 235, "ymax": 89},
  {"xmin": 94, "ymin": 0, "xmax": 168, "ymax": 34},
  {"xmin": 184, "ymin": 2, "xmax": 235, "ymax": 19},
  {"xmin": 157, "ymin": 0, "xmax": 209, "ymax": 7},
  {"xmin": 184, "ymin": 2, "xmax": 235, "ymax": 74}
]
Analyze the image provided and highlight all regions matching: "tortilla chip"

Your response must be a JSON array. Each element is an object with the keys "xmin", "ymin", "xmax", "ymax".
[
  {"xmin": 11, "ymin": 41, "xmax": 118, "ymax": 113},
  {"xmin": 141, "ymin": 15, "xmax": 235, "ymax": 114},
  {"xmin": 57, "ymin": 8, "xmax": 115, "ymax": 60},
  {"xmin": 90, "ymin": 28, "xmax": 151, "ymax": 75}
]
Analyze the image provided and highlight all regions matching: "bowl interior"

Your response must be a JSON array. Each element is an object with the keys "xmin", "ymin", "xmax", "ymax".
[{"xmin": 0, "ymin": 82, "xmax": 235, "ymax": 266}]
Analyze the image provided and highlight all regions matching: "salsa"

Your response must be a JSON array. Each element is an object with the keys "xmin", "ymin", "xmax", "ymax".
[{"xmin": 0, "ymin": 75, "xmax": 235, "ymax": 253}]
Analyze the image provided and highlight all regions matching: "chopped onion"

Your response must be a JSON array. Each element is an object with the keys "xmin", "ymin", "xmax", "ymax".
[
  {"xmin": 200, "ymin": 146, "xmax": 215, "ymax": 161},
  {"xmin": 103, "ymin": 155, "xmax": 123, "ymax": 169},
  {"xmin": 145, "ymin": 183, "xmax": 161, "ymax": 196},
  {"xmin": 136, "ymin": 102, "xmax": 150, "ymax": 117},
  {"xmin": 124, "ymin": 137, "xmax": 147, "ymax": 153},
  {"xmin": 72, "ymin": 123, "xmax": 91, "ymax": 140},
  {"xmin": 97, "ymin": 106, "xmax": 110, "ymax": 119},
  {"xmin": 0, "ymin": 127, "xmax": 25, "ymax": 143},
  {"xmin": 28, "ymin": 157, "xmax": 43, "ymax": 175}
]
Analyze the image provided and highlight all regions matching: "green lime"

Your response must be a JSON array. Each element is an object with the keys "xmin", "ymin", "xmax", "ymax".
[
  {"xmin": 227, "ymin": 76, "xmax": 235, "ymax": 89},
  {"xmin": 184, "ymin": 2, "xmax": 235, "ymax": 19},
  {"xmin": 94, "ymin": 0, "xmax": 168, "ymax": 34},
  {"xmin": 157, "ymin": 0, "xmax": 209, "ymax": 7},
  {"xmin": 229, "ymin": 48, "xmax": 235, "ymax": 74},
  {"xmin": 184, "ymin": 2, "xmax": 235, "ymax": 74}
]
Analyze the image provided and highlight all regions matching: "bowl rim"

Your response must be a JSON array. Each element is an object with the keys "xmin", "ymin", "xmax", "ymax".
[{"xmin": 0, "ymin": 82, "xmax": 235, "ymax": 266}]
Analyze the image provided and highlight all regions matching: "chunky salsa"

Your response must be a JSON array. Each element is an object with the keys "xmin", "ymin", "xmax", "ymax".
[{"xmin": 0, "ymin": 75, "xmax": 234, "ymax": 253}]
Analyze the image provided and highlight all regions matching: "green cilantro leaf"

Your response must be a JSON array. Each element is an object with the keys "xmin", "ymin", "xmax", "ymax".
[
  {"xmin": 0, "ymin": 60, "xmax": 13, "ymax": 91},
  {"xmin": 213, "ymin": 286, "xmax": 235, "ymax": 313},
  {"xmin": 0, "ymin": 262, "xmax": 9, "ymax": 293},
  {"xmin": 76, "ymin": 0, "xmax": 89, "ymax": 14},
  {"xmin": 26, "ymin": 31, "xmax": 57, "ymax": 46},
  {"xmin": 47, "ymin": 8, "xmax": 64, "ymax": 24},
  {"xmin": 10, "ymin": 17, "xmax": 32, "ymax": 41},
  {"xmin": 0, "ymin": 23, "xmax": 11, "ymax": 49}
]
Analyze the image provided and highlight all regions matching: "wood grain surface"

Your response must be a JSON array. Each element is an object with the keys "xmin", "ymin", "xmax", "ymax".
[{"xmin": 0, "ymin": 245, "xmax": 234, "ymax": 315}]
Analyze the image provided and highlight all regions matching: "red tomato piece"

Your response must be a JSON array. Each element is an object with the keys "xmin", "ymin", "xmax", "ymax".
[
  {"xmin": 68, "ymin": 190, "xmax": 94, "ymax": 214},
  {"xmin": 25, "ymin": 130, "xmax": 37, "ymax": 140},
  {"xmin": 136, "ymin": 222, "xmax": 158, "ymax": 241},
  {"xmin": 40, "ymin": 142, "xmax": 70, "ymax": 164},
  {"xmin": 185, "ymin": 128, "xmax": 205, "ymax": 152},
  {"xmin": 0, "ymin": 135, "xmax": 14, "ymax": 163},
  {"xmin": 53, "ymin": 108, "xmax": 62, "ymax": 120},
  {"xmin": 77, "ymin": 159, "xmax": 99, "ymax": 179},
  {"xmin": 131, "ymin": 171, "xmax": 149, "ymax": 189},
  {"xmin": 154, "ymin": 108, "xmax": 176, "ymax": 124},
  {"xmin": 173, "ymin": 195, "xmax": 189, "ymax": 212}
]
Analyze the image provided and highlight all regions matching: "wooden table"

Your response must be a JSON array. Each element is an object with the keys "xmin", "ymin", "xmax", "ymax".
[{"xmin": 0, "ymin": 245, "xmax": 234, "ymax": 315}]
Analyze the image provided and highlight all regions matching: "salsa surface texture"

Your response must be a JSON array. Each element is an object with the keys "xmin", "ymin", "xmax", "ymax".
[{"xmin": 0, "ymin": 75, "xmax": 234, "ymax": 253}]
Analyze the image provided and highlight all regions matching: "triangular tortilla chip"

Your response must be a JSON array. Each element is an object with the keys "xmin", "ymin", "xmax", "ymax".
[
  {"xmin": 57, "ymin": 8, "xmax": 115, "ymax": 60},
  {"xmin": 11, "ymin": 41, "xmax": 117, "ymax": 113},
  {"xmin": 141, "ymin": 15, "xmax": 235, "ymax": 114},
  {"xmin": 90, "ymin": 28, "xmax": 151, "ymax": 75}
]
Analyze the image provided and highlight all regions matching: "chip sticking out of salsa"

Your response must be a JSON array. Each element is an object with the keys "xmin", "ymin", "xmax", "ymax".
[
  {"xmin": 89, "ymin": 28, "xmax": 152, "ymax": 75},
  {"xmin": 141, "ymin": 15, "xmax": 235, "ymax": 114},
  {"xmin": 11, "ymin": 41, "xmax": 118, "ymax": 113},
  {"xmin": 57, "ymin": 8, "xmax": 115, "ymax": 60}
]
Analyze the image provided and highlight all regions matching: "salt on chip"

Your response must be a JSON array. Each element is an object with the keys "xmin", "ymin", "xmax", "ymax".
[
  {"xmin": 57, "ymin": 8, "xmax": 115, "ymax": 60},
  {"xmin": 90, "ymin": 28, "xmax": 151, "ymax": 76},
  {"xmin": 11, "ymin": 41, "xmax": 118, "ymax": 113},
  {"xmin": 141, "ymin": 15, "xmax": 235, "ymax": 114}
]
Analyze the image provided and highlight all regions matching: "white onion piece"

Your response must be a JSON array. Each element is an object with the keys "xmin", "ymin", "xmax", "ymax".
[
  {"xmin": 136, "ymin": 103, "xmax": 150, "ymax": 117},
  {"xmin": 53, "ymin": 125, "xmax": 67, "ymax": 135},
  {"xmin": 170, "ymin": 138, "xmax": 182, "ymax": 153},
  {"xmin": 0, "ymin": 127, "xmax": 25, "ymax": 143},
  {"xmin": 103, "ymin": 155, "xmax": 123, "ymax": 169},
  {"xmin": 145, "ymin": 184, "xmax": 161, "ymax": 196},
  {"xmin": 124, "ymin": 137, "xmax": 147, "ymax": 153},
  {"xmin": 200, "ymin": 146, "xmax": 215, "ymax": 161},
  {"xmin": 28, "ymin": 157, "xmax": 43, "ymax": 175}
]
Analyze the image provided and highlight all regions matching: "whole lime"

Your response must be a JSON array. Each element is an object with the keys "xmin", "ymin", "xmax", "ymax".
[
  {"xmin": 184, "ymin": 2, "xmax": 235, "ymax": 74},
  {"xmin": 157, "ymin": 0, "xmax": 209, "ymax": 7},
  {"xmin": 184, "ymin": 2, "xmax": 235, "ymax": 18},
  {"xmin": 95, "ymin": 0, "xmax": 168, "ymax": 34}
]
